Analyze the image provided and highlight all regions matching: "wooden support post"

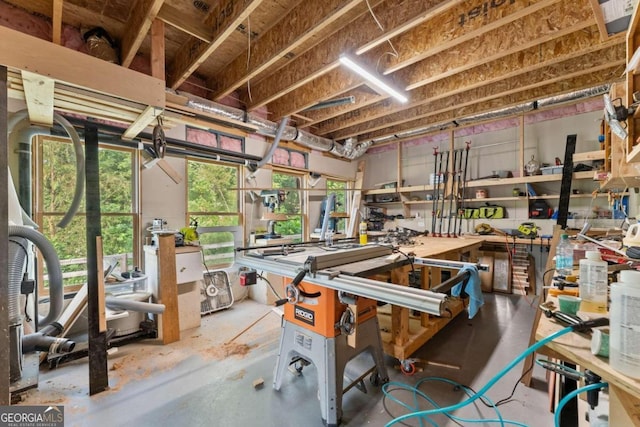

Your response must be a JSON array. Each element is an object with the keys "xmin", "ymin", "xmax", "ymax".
[
  {"xmin": 85, "ymin": 123, "xmax": 109, "ymax": 395},
  {"xmin": 347, "ymin": 160, "xmax": 365, "ymax": 238},
  {"xmin": 519, "ymin": 115, "xmax": 525, "ymax": 178},
  {"xmin": 158, "ymin": 234, "xmax": 180, "ymax": 344},
  {"xmin": 391, "ymin": 266, "xmax": 410, "ymax": 348},
  {"xmin": 52, "ymin": 0, "xmax": 63, "ymax": 45},
  {"xmin": 0, "ymin": 65, "xmax": 10, "ymax": 405},
  {"xmin": 151, "ymin": 19, "xmax": 165, "ymax": 81}
]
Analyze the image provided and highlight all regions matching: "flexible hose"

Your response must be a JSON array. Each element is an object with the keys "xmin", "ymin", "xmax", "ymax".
[
  {"xmin": 8, "ymin": 225, "xmax": 63, "ymax": 327},
  {"xmin": 554, "ymin": 382, "xmax": 608, "ymax": 427},
  {"xmin": 385, "ymin": 325, "xmax": 574, "ymax": 426},
  {"xmin": 105, "ymin": 296, "xmax": 165, "ymax": 314},
  {"xmin": 8, "ymin": 109, "xmax": 85, "ymax": 228},
  {"xmin": 254, "ymin": 116, "xmax": 289, "ymax": 170}
]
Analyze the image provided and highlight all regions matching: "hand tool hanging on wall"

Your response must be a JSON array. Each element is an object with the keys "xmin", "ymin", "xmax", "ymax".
[
  {"xmin": 438, "ymin": 150, "xmax": 449, "ymax": 237},
  {"xmin": 431, "ymin": 147, "xmax": 439, "ymax": 235},
  {"xmin": 451, "ymin": 148, "xmax": 464, "ymax": 237},
  {"xmin": 457, "ymin": 142, "xmax": 471, "ymax": 237},
  {"xmin": 447, "ymin": 149, "xmax": 458, "ymax": 237},
  {"xmin": 433, "ymin": 149, "xmax": 445, "ymax": 236}
]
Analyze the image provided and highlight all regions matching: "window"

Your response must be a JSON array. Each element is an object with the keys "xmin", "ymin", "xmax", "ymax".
[
  {"xmin": 272, "ymin": 170, "xmax": 304, "ymax": 242},
  {"xmin": 36, "ymin": 136, "xmax": 137, "ymax": 293},
  {"xmin": 326, "ymin": 178, "xmax": 348, "ymax": 234},
  {"xmin": 186, "ymin": 158, "xmax": 240, "ymax": 268}
]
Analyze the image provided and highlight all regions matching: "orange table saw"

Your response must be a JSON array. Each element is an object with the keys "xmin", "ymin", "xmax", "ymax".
[{"xmin": 235, "ymin": 242, "xmax": 483, "ymax": 426}]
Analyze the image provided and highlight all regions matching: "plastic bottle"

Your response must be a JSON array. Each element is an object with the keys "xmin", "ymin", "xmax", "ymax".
[
  {"xmin": 555, "ymin": 234, "xmax": 573, "ymax": 276},
  {"xmin": 578, "ymin": 251, "xmax": 608, "ymax": 314},
  {"xmin": 609, "ymin": 270, "xmax": 640, "ymax": 379},
  {"xmin": 359, "ymin": 221, "xmax": 368, "ymax": 245}
]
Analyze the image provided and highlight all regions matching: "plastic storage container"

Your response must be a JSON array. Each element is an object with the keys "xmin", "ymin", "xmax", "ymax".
[
  {"xmin": 578, "ymin": 251, "xmax": 608, "ymax": 314},
  {"xmin": 609, "ymin": 270, "xmax": 640, "ymax": 379},
  {"xmin": 555, "ymin": 234, "xmax": 573, "ymax": 276}
]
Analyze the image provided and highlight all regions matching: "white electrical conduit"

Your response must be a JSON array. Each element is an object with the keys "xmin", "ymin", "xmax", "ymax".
[
  {"xmin": 105, "ymin": 297, "xmax": 165, "ymax": 314},
  {"xmin": 8, "ymin": 109, "xmax": 85, "ymax": 228}
]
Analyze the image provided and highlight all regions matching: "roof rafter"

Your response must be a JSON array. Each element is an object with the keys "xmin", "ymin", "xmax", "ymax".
[
  {"xmin": 207, "ymin": 0, "xmax": 366, "ymax": 100},
  {"xmin": 357, "ymin": 67, "xmax": 622, "ymax": 142},
  {"xmin": 241, "ymin": 0, "xmax": 466, "ymax": 110},
  {"xmin": 318, "ymin": 24, "xmax": 610, "ymax": 137},
  {"xmin": 121, "ymin": 0, "xmax": 165, "ymax": 68},
  {"xmin": 167, "ymin": 0, "xmax": 264, "ymax": 90}
]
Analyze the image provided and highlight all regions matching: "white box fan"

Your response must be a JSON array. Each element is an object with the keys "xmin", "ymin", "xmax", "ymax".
[{"xmin": 201, "ymin": 270, "xmax": 234, "ymax": 314}]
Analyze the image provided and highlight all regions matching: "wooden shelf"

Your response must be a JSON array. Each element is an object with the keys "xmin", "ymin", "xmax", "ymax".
[
  {"xmin": 403, "ymin": 199, "xmax": 435, "ymax": 205},
  {"xmin": 466, "ymin": 170, "xmax": 595, "ymax": 187},
  {"xmin": 466, "ymin": 196, "xmax": 525, "ymax": 202},
  {"xmin": 573, "ymin": 150, "xmax": 605, "ymax": 162}
]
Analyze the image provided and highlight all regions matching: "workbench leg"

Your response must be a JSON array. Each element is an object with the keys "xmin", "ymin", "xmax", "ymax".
[{"xmin": 610, "ymin": 385, "xmax": 640, "ymax": 426}]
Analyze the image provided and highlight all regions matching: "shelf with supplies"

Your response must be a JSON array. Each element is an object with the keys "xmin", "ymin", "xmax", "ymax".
[{"xmin": 465, "ymin": 170, "xmax": 596, "ymax": 188}]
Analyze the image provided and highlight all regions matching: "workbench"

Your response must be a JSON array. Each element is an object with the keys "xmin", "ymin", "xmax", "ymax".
[
  {"xmin": 377, "ymin": 236, "xmax": 483, "ymax": 360},
  {"xmin": 535, "ymin": 312, "xmax": 640, "ymax": 425}
]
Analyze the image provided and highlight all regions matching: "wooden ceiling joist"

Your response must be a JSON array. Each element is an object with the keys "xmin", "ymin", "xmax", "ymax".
[
  {"xmin": 588, "ymin": 0, "xmax": 611, "ymax": 41},
  {"xmin": 240, "ymin": 0, "xmax": 465, "ymax": 110},
  {"xmin": 333, "ymin": 51, "xmax": 624, "ymax": 140},
  {"xmin": 317, "ymin": 27, "xmax": 621, "ymax": 137},
  {"xmin": 167, "ymin": 0, "xmax": 264, "ymax": 90},
  {"xmin": 157, "ymin": 3, "xmax": 212, "ymax": 43},
  {"xmin": 381, "ymin": 0, "xmax": 563, "ymax": 75},
  {"xmin": 123, "ymin": 105, "xmax": 163, "ymax": 140},
  {"xmin": 264, "ymin": 0, "xmax": 595, "ymax": 123},
  {"xmin": 120, "ymin": 0, "xmax": 165, "ymax": 68},
  {"xmin": 52, "ymin": 0, "xmax": 63, "ymax": 45},
  {"xmin": 208, "ymin": 0, "xmax": 365, "ymax": 100},
  {"xmin": 358, "ymin": 67, "xmax": 622, "ymax": 142}
]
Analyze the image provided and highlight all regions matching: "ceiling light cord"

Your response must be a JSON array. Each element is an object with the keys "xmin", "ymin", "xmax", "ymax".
[{"xmin": 365, "ymin": 0, "xmax": 398, "ymax": 72}]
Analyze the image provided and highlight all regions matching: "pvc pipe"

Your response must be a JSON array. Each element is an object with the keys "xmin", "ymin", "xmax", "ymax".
[{"xmin": 105, "ymin": 296, "xmax": 165, "ymax": 314}]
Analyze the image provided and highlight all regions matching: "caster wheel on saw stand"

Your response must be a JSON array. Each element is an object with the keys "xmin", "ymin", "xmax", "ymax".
[
  {"xmin": 400, "ymin": 361, "xmax": 416, "ymax": 376},
  {"xmin": 369, "ymin": 371, "xmax": 389, "ymax": 387}
]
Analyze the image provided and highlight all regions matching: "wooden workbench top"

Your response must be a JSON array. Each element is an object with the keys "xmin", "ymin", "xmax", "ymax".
[
  {"xmin": 536, "ymin": 312, "xmax": 640, "ymax": 401},
  {"xmin": 398, "ymin": 235, "xmax": 483, "ymax": 258}
]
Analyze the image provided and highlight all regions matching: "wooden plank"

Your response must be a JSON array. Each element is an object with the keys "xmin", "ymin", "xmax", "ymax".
[
  {"xmin": 168, "ymin": 0, "xmax": 264, "ymax": 89},
  {"xmin": 121, "ymin": 0, "xmax": 165, "ymax": 68},
  {"xmin": 0, "ymin": 26, "xmax": 165, "ymax": 108},
  {"xmin": 157, "ymin": 233, "xmax": 180, "ymax": 344},
  {"xmin": 346, "ymin": 160, "xmax": 365, "ymax": 238},
  {"xmin": 52, "ymin": 0, "xmax": 63, "ymax": 45},
  {"xmin": 609, "ymin": 386, "xmax": 640, "ymax": 427},
  {"xmin": 573, "ymin": 150, "xmax": 605, "ymax": 162},
  {"xmin": 588, "ymin": 0, "xmax": 609, "ymax": 41},
  {"xmin": 95, "ymin": 237, "xmax": 107, "ymax": 333},
  {"xmin": 242, "ymin": 0, "xmax": 465, "ymax": 110},
  {"xmin": 157, "ymin": 3, "xmax": 212, "ymax": 43},
  {"xmin": 492, "ymin": 252, "xmax": 512, "ymax": 293},
  {"xmin": 123, "ymin": 105, "xmax": 163, "ymax": 140},
  {"xmin": 0, "ymin": 65, "xmax": 10, "ymax": 405},
  {"xmin": 21, "ymin": 70, "xmax": 55, "ymax": 126},
  {"xmin": 151, "ymin": 19, "xmax": 166, "ymax": 81},
  {"xmin": 208, "ymin": 0, "xmax": 365, "ymax": 100},
  {"xmin": 478, "ymin": 252, "xmax": 494, "ymax": 293}
]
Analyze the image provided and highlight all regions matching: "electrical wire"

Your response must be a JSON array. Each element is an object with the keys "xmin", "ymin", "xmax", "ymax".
[
  {"xmin": 257, "ymin": 271, "xmax": 281, "ymax": 300},
  {"xmin": 384, "ymin": 325, "xmax": 575, "ymax": 426}
]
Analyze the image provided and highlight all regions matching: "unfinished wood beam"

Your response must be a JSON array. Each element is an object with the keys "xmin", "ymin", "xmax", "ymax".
[
  {"xmin": 208, "ymin": 0, "xmax": 364, "ymax": 100},
  {"xmin": 123, "ymin": 105, "xmax": 163, "ymax": 140},
  {"xmin": 157, "ymin": 3, "xmax": 212, "ymax": 43},
  {"xmin": 356, "ymin": 67, "xmax": 622, "ymax": 142},
  {"xmin": 382, "ymin": 0, "xmax": 563, "ymax": 75},
  {"xmin": 121, "ymin": 0, "xmax": 165, "ymax": 68},
  {"xmin": 52, "ymin": 0, "xmax": 63, "ymax": 45},
  {"xmin": 151, "ymin": 19, "xmax": 165, "ymax": 80},
  {"xmin": 316, "ymin": 25, "xmax": 614, "ymax": 137},
  {"xmin": 265, "ymin": 0, "xmax": 593, "ymax": 122},
  {"xmin": 21, "ymin": 70, "xmax": 55, "ymax": 126},
  {"xmin": 241, "ymin": 0, "xmax": 465, "ymax": 110},
  {"xmin": 336, "ymin": 54, "xmax": 623, "ymax": 141},
  {"xmin": 588, "ymin": 0, "xmax": 610, "ymax": 41},
  {"xmin": 0, "ymin": 26, "xmax": 165, "ymax": 108},
  {"xmin": 167, "ymin": 0, "xmax": 264, "ymax": 90}
]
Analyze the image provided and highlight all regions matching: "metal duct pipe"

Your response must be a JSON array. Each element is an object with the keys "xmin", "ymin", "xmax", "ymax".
[
  {"xmin": 370, "ymin": 85, "xmax": 611, "ymax": 145},
  {"xmin": 178, "ymin": 92, "xmax": 363, "ymax": 159},
  {"xmin": 331, "ymin": 137, "xmax": 372, "ymax": 159}
]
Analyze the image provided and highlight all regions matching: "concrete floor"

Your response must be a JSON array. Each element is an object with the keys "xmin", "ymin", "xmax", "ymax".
[{"xmin": 16, "ymin": 293, "xmax": 556, "ymax": 427}]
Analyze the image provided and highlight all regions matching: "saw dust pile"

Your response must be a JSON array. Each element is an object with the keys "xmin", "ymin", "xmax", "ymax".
[{"xmin": 202, "ymin": 342, "xmax": 255, "ymax": 360}]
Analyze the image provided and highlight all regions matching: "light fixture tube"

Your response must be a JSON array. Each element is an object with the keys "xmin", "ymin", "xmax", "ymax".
[{"xmin": 339, "ymin": 55, "xmax": 408, "ymax": 103}]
